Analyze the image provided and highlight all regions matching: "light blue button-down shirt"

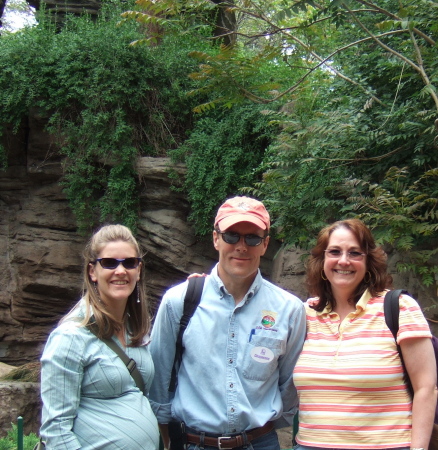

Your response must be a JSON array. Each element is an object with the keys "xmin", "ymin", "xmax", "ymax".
[
  {"xmin": 149, "ymin": 264, "xmax": 306, "ymax": 434},
  {"xmin": 40, "ymin": 305, "xmax": 159, "ymax": 449}
]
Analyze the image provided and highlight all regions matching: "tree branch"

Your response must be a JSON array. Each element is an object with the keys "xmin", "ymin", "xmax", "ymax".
[
  {"xmin": 354, "ymin": 0, "xmax": 436, "ymax": 46},
  {"xmin": 343, "ymin": 2, "xmax": 438, "ymax": 110}
]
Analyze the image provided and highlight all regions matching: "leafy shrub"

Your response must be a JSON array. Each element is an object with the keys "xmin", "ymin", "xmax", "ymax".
[
  {"xmin": 0, "ymin": 0, "xmax": 209, "ymax": 233},
  {"xmin": 170, "ymin": 103, "xmax": 279, "ymax": 235},
  {"xmin": 0, "ymin": 424, "xmax": 39, "ymax": 450}
]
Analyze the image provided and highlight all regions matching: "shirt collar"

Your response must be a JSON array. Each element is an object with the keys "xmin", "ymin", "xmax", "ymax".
[
  {"xmin": 356, "ymin": 289, "xmax": 372, "ymax": 311},
  {"xmin": 312, "ymin": 288, "xmax": 372, "ymax": 316},
  {"xmin": 210, "ymin": 263, "xmax": 262, "ymax": 302}
]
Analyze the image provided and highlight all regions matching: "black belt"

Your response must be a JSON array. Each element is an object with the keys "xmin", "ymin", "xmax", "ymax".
[{"xmin": 185, "ymin": 421, "xmax": 274, "ymax": 449}]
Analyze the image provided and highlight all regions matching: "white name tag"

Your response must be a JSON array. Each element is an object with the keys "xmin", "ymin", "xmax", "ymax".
[{"xmin": 250, "ymin": 346, "xmax": 274, "ymax": 363}]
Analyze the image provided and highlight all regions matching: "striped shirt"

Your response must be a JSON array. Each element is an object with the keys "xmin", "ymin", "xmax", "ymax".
[{"xmin": 293, "ymin": 289, "xmax": 431, "ymax": 449}]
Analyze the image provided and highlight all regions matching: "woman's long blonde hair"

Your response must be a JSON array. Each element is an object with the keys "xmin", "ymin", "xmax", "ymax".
[{"xmin": 63, "ymin": 224, "xmax": 150, "ymax": 347}]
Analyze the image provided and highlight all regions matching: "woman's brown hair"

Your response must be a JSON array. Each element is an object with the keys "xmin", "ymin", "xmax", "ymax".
[
  {"xmin": 306, "ymin": 219, "xmax": 392, "ymax": 312},
  {"xmin": 62, "ymin": 224, "xmax": 150, "ymax": 347}
]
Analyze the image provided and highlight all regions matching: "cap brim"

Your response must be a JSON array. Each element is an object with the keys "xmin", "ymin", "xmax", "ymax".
[{"xmin": 216, "ymin": 214, "xmax": 267, "ymax": 231}]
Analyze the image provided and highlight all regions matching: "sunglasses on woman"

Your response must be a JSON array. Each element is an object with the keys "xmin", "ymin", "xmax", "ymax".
[
  {"xmin": 93, "ymin": 257, "xmax": 142, "ymax": 270},
  {"xmin": 216, "ymin": 230, "xmax": 267, "ymax": 247}
]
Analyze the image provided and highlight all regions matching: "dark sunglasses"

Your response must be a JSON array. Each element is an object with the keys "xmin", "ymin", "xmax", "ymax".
[
  {"xmin": 216, "ymin": 230, "xmax": 267, "ymax": 247},
  {"xmin": 93, "ymin": 257, "xmax": 142, "ymax": 270}
]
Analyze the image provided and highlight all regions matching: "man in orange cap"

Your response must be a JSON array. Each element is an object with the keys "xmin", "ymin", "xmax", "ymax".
[{"xmin": 150, "ymin": 196, "xmax": 306, "ymax": 450}]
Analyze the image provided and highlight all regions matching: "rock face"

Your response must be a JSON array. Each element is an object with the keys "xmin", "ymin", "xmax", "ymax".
[
  {"xmin": 1, "ymin": 106, "xmax": 437, "ymax": 439},
  {"xmin": 26, "ymin": 0, "xmax": 102, "ymax": 26},
  {"xmin": 0, "ymin": 109, "xmax": 306, "ymax": 439},
  {"xmin": 0, "ymin": 382, "xmax": 40, "ymax": 437},
  {"xmin": 1, "ymin": 108, "xmax": 437, "ymax": 368},
  {"xmin": 0, "ymin": 110, "xmax": 307, "ymax": 368}
]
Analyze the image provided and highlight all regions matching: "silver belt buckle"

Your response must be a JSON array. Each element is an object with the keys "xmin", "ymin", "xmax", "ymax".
[{"xmin": 218, "ymin": 436, "xmax": 234, "ymax": 450}]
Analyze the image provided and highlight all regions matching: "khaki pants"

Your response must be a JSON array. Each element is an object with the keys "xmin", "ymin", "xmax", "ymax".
[{"xmin": 430, "ymin": 423, "xmax": 438, "ymax": 450}]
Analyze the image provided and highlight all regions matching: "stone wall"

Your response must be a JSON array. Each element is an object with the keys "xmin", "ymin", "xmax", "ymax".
[
  {"xmin": 0, "ymin": 109, "xmax": 307, "ymax": 369},
  {"xmin": 1, "ymin": 108, "xmax": 437, "ymax": 438},
  {"xmin": 1, "ymin": 108, "xmax": 437, "ymax": 368},
  {"xmin": 0, "ymin": 381, "xmax": 40, "ymax": 437}
]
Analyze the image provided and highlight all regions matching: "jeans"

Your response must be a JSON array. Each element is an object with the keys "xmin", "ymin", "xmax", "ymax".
[
  {"xmin": 294, "ymin": 446, "xmax": 410, "ymax": 450},
  {"xmin": 186, "ymin": 429, "xmax": 280, "ymax": 450}
]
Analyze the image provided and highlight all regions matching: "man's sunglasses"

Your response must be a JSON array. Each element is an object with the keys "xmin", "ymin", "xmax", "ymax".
[
  {"xmin": 216, "ymin": 230, "xmax": 267, "ymax": 247},
  {"xmin": 93, "ymin": 257, "xmax": 142, "ymax": 270}
]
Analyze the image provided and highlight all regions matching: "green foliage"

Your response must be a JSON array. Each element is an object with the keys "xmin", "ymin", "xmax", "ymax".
[
  {"xmin": 0, "ymin": 0, "xmax": 208, "ymax": 233},
  {"xmin": 170, "ymin": 103, "xmax": 278, "ymax": 235},
  {"xmin": 161, "ymin": 0, "xmax": 438, "ymax": 295},
  {"xmin": 2, "ymin": 0, "xmax": 438, "ymax": 292},
  {"xmin": 184, "ymin": 0, "xmax": 438, "ymax": 289},
  {"xmin": 0, "ymin": 424, "xmax": 39, "ymax": 450},
  {"xmin": 187, "ymin": 45, "xmax": 290, "ymax": 111},
  {"xmin": 344, "ymin": 167, "xmax": 438, "ymax": 287},
  {"xmin": 120, "ymin": 0, "xmax": 230, "ymax": 47},
  {"xmin": 247, "ymin": 86, "xmax": 350, "ymax": 247}
]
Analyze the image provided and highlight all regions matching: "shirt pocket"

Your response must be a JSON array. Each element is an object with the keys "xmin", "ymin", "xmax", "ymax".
[{"xmin": 242, "ymin": 335, "xmax": 283, "ymax": 381}]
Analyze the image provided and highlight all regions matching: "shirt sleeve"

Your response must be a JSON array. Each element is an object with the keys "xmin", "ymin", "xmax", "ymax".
[
  {"xmin": 275, "ymin": 298, "xmax": 306, "ymax": 428},
  {"xmin": 397, "ymin": 293, "xmax": 432, "ymax": 343},
  {"xmin": 40, "ymin": 326, "xmax": 85, "ymax": 450},
  {"xmin": 149, "ymin": 284, "xmax": 185, "ymax": 423}
]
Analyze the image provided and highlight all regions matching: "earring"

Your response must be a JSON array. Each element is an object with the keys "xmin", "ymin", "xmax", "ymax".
[
  {"xmin": 136, "ymin": 282, "xmax": 140, "ymax": 303},
  {"xmin": 364, "ymin": 271, "xmax": 371, "ymax": 283},
  {"xmin": 93, "ymin": 282, "xmax": 102, "ymax": 301},
  {"xmin": 321, "ymin": 270, "xmax": 328, "ymax": 281}
]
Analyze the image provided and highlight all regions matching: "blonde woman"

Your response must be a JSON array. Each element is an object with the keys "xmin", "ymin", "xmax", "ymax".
[{"xmin": 40, "ymin": 224, "xmax": 159, "ymax": 449}]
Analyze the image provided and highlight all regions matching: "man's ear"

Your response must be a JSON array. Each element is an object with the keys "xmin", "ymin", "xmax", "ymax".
[
  {"xmin": 213, "ymin": 230, "xmax": 220, "ymax": 250},
  {"xmin": 260, "ymin": 235, "xmax": 270, "ymax": 255}
]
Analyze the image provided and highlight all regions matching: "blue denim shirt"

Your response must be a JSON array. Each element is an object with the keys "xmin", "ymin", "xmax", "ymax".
[{"xmin": 149, "ymin": 264, "xmax": 306, "ymax": 434}]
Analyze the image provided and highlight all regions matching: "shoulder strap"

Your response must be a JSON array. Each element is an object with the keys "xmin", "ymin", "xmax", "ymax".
[
  {"xmin": 383, "ymin": 289, "xmax": 413, "ymax": 398},
  {"xmin": 168, "ymin": 276, "xmax": 205, "ymax": 393},
  {"xmin": 88, "ymin": 324, "xmax": 146, "ymax": 395},
  {"xmin": 383, "ymin": 289, "xmax": 407, "ymax": 340}
]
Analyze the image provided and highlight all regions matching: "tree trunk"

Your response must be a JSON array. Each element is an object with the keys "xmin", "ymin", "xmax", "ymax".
[
  {"xmin": 211, "ymin": 0, "xmax": 236, "ymax": 47},
  {"xmin": 0, "ymin": 0, "xmax": 6, "ymax": 30}
]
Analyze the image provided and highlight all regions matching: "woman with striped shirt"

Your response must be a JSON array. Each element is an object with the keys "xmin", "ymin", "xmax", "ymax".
[{"xmin": 293, "ymin": 219, "xmax": 436, "ymax": 450}]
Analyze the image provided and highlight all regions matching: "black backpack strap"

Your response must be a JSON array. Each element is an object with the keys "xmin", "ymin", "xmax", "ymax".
[
  {"xmin": 168, "ymin": 276, "xmax": 205, "ymax": 392},
  {"xmin": 383, "ymin": 289, "xmax": 413, "ymax": 398},
  {"xmin": 88, "ymin": 323, "xmax": 146, "ymax": 395},
  {"xmin": 383, "ymin": 289, "xmax": 406, "ymax": 340}
]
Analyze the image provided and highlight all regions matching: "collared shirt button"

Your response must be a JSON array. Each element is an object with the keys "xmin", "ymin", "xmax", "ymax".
[
  {"xmin": 231, "ymin": 332, "xmax": 235, "ymax": 338},
  {"xmin": 230, "ymin": 407, "xmax": 235, "ymax": 412},
  {"xmin": 229, "ymin": 383, "xmax": 233, "ymax": 388},
  {"xmin": 229, "ymin": 359, "xmax": 233, "ymax": 364}
]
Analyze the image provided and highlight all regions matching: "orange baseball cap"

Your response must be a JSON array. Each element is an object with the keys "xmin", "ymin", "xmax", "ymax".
[{"xmin": 214, "ymin": 196, "xmax": 270, "ymax": 231}]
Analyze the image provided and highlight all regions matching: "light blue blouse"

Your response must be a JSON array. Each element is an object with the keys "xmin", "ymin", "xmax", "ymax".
[{"xmin": 40, "ymin": 310, "xmax": 159, "ymax": 449}]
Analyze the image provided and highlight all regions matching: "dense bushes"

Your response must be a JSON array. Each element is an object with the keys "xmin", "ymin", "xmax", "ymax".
[
  {"xmin": 1, "ymin": 0, "xmax": 437, "ymax": 289},
  {"xmin": 0, "ymin": 1, "xmax": 208, "ymax": 232}
]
